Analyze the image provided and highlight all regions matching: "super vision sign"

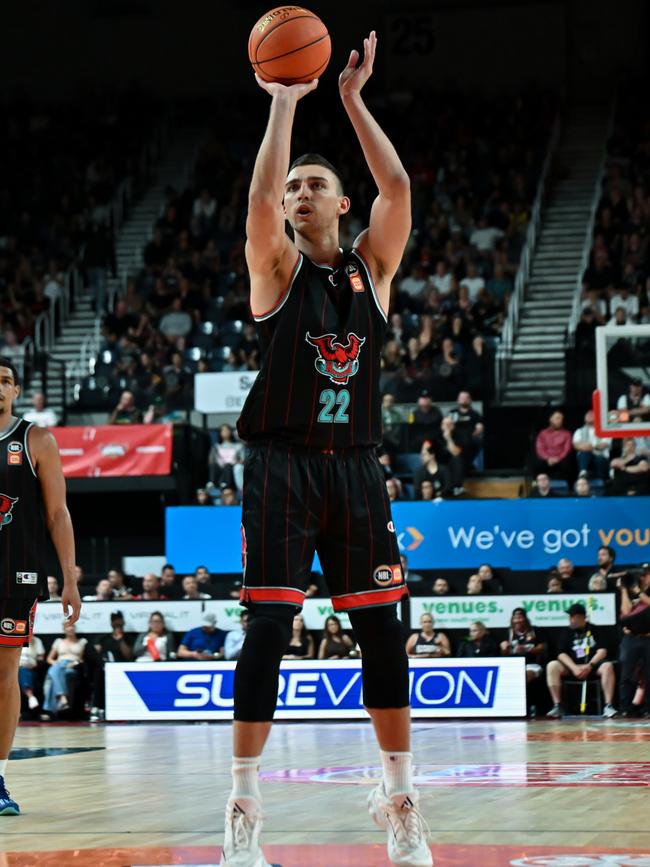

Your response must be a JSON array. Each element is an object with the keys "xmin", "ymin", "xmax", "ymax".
[{"xmin": 105, "ymin": 658, "xmax": 525, "ymax": 721}]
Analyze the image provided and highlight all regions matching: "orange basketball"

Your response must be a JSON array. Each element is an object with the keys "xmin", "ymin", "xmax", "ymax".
[{"xmin": 248, "ymin": 6, "xmax": 331, "ymax": 85}]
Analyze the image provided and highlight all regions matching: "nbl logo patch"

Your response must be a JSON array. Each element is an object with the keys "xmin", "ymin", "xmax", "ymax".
[
  {"xmin": 0, "ymin": 618, "xmax": 26, "ymax": 635},
  {"xmin": 373, "ymin": 564, "xmax": 402, "ymax": 587},
  {"xmin": 306, "ymin": 332, "xmax": 366, "ymax": 385},
  {"xmin": 7, "ymin": 441, "xmax": 22, "ymax": 466}
]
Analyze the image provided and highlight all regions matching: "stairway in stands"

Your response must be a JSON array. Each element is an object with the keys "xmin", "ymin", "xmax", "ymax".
[
  {"xmin": 16, "ymin": 130, "xmax": 202, "ymax": 422},
  {"xmin": 501, "ymin": 105, "xmax": 610, "ymax": 406}
]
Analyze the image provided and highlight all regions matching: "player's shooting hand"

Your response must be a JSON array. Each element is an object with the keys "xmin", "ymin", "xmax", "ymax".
[
  {"xmin": 62, "ymin": 583, "xmax": 82, "ymax": 626},
  {"xmin": 339, "ymin": 30, "xmax": 376, "ymax": 98},
  {"xmin": 254, "ymin": 74, "xmax": 318, "ymax": 101}
]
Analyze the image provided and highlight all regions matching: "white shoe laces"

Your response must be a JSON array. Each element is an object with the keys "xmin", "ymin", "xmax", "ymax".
[
  {"xmin": 228, "ymin": 804, "xmax": 263, "ymax": 852},
  {"xmin": 388, "ymin": 797, "xmax": 430, "ymax": 850}
]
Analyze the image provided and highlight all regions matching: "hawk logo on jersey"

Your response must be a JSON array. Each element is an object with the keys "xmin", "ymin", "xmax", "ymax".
[
  {"xmin": 0, "ymin": 494, "xmax": 18, "ymax": 530},
  {"xmin": 306, "ymin": 332, "xmax": 366, "ymax": 385}
]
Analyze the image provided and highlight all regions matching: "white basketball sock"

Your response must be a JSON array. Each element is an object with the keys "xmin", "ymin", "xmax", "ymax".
[
  {"xmin": 230, "ymin": 755, "xmax": 262, "ymax": 803},
  {"xmin": 0, "ymin": 759, "xmax": 7, "ymax": 779},
  {"xmin": 380, "ymin": 750, "xmax": 413, "ymax": 797}
]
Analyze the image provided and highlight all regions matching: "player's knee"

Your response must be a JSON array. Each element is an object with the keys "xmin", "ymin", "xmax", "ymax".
[
  {"xmin": 233, "ymin": 604, "xmax": 296, "ymax": 722},
  {"xmin": 348, "ymin": 605, "xmax": 409, "ymax": 708}
]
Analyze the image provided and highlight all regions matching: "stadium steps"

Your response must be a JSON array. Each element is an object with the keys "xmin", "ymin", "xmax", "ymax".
[
  {"xmin": 501, "ymin": 104, "xmax": 610, "ymax": 407},
  {"xmin": 15, "ymin": 130, "xmax": 205, "ymax": 422}
]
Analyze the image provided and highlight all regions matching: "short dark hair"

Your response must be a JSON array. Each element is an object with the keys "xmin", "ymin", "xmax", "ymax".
[
  {"xmin": 0, "ymin": 357, "xmax": 20, "ymax": 387},
  {"xmin": 288, "ymin": 153, "xmax": 344, "ymax": 195},
  {"xmin": 599, "ymin": 545, "xmax": 616, "ymax": 561}
]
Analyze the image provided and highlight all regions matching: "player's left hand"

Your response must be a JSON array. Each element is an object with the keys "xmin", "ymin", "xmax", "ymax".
[
  {"xmin": 339, "ymin": 30, "xmax": 376, "ymax": 98},
  {"xmin": 62, "ymin": 583, "xmax": 82, "ymax": 625}
]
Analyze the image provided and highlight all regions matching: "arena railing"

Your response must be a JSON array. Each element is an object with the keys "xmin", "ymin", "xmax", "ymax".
[
  {"xmin": 494, "ymin": 115, "xmax": 561, "ymax": 401},
  {"xmin": 565, "ymin": 98, "xmax": 617, "ymax": 346}
]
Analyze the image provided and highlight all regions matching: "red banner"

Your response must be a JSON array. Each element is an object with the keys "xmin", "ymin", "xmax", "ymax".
[{"xmin": 51, "ymin": 424, "xmax": 173, "ymax": 477}]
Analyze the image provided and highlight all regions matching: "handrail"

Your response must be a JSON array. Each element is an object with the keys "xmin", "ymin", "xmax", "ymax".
[
  {"xmin": 495, "ymin": 114, "xmax": 561, "ymax": 400},
  {"xmin": 566, "ymin": 97, "xmax": 618, "ymax": 345}
]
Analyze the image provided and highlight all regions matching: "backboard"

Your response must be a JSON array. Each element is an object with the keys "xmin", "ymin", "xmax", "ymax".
[{"xmin": 593, "ymin": 324, "xmax": 650, "ymax": 437}]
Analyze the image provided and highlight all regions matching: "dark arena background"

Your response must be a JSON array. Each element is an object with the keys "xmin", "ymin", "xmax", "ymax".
[{"xmin": 2, "ymin": 1, "xmax": 650, "ymax": 865}]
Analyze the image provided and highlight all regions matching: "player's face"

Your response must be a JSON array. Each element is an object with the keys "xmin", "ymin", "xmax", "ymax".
[
  {"xmin": 283, "ymin": 166, "xmax": 350, "ymax": 235},
  {"xmin": 0, "ymin": 366, "xmax": 19, "ymax": 413}
]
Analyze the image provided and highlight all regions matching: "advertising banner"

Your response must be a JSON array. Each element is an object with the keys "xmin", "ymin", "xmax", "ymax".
[
  {"xmin": 409, "ymin": 593, "xmax": 616, "ymax": 631},
  {"xmin": 51, "ymin": 424, "xmax": 172, "ymax": 477},
  {"xmin": 194, "ymin": 371, "xmax": 259, "ymax": 413},
  {"xmin": 166, "ymin": 497, "xmax": 650, "ymax": 572},
  {"xmin": 34, "ymin": 600, "xmax": 202, "ymax": 635},
  {"xmin": 105, "ymin": 657, "xmax": 525, "ymax": 721}
]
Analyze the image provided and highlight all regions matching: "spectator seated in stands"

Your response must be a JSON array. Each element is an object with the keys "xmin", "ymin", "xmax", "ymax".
[
  {"xmin": 406, "ymin": 614, "xmax": 451, "ymax": 658},
  {"xmin": 196, "ymin": 487, "xmax": 214, "ymax": 506},
  {"xmin": 556, "ymin": 558, "xmax": 579, "ymax": 592},
  {"xmin": 547, "ymin": 573, "xmax": 563, "ymax": 593},
  {"xmin": 588, "ymin": 544, "xmax": 623, "ymax": 590},
  {"xmin": 318, "ymin": 615, "xmax": 353, "ymax": 660},
  {"xmin": 439, "ymin": 416, "xmax": 465, "ymax": 494},
  {"xmin": 160, "ymin": 563, "xmax": 181, "ymax": 600},
  {"xmin": 218, "ymin": 485, "xmax": 239, "ymax": 506},
  {"xmin": 108, "ymin": 390, "xmax": 142, "ymax": 425},
  {"xmin": 182, "ymin": 575, "xmax": 212, "ymax": 600},
  {"xmin": 107, "ymin": 568, "xmax": 133, "ymax": 599},
  {"xmin": 47, "ymin": 576, "xmax": 62, "ymax": 601},
  {"xmin": 448, "ymin": 390, "xmax": 484, "ymax": 475},
  {"xmin": 225, "ymin": 611, "xmax": 250, "ymax": 661},
  {"xmin": 615, "ymin": 379, "xmax": 650, "ymax": 422},
  {"xmin": 386, "ymin": 477, "xmax": 404, "ymax": 502},
  {"xmin": 134, "ymin": 612, "xmax": 176, "ymax": 662},
  {"xmin": 90, "ymin": 611, "xmax": 134, "ymax": 721},
  {"xmin": 617, "ymin": 566, "xmax": 650, "ymax": 717},
  {"xmin": 43, "ymin": 623, "xmax": 88, "ymax": 714},
  {"xmin": 414, "ymin": 441, "xmax": 452, "ymax": 500},
  {"xmin": 283, "ymin": 614, "xmax": 315, "ymax": 659},
  {"xmin": 82, "ymin": 579, "xmax": 115, "ymax": 602},
  {"xmin": 477, "ymin": 564, "xmax": 503, "ymax": 594},
  {"xmin": 609, "ymin": 438, "xmax": 650, "ymax": 496},
  {"xmin": 381, "ymin": 392, "xmax": 404, "ymax": 454},
  {"xmin": 134, "ymin": 573, "xmax": 167, "ymax": 601},
  {"xmin": 457, "ymin": 621, "xmax": 499, "ymax": 657},
  {"xmin": 529, "ymin": 472, "xmax": 557, "ymax": 498},
  {"xmin": 178, "ymin": 612, "xmax": 226, "ymax": 660},
  {"xmin": 466, "ymin": 573, "xmax": 484, "ymax": 595},
  {"xmin": 23, "ymin": 391, "xmax": 58, "ymax": 428},
  {"xmin": 400, "ymin": 553, "xmax": 423, "ymax": 589},
  {"xmin": 19, "ymin": 634, "xmax": 46, "ymax": 712},
  {"xmin": 574, "ymin": 474, "xmax": 593, "ymax": 497},
  {"xmin": 546, "ymin": 603, "xmax": 617, "ymax": 719},
  {"xmin": 208, "ymin": 424, "xmax": 245, "ymax": 491},
  {"xmin": 535, "ymin": 410, "xmax": 573, "ymax": 481},
  {"xmin": 500, "ymin": 608, "xmax": 546, "ymax": 684},
  {"xmin": 419, "ymin": 479, "xmax": 436, "ymax": 501},
  {"xmin": 588, "ymin": 574, "xmax": 607, "ymax": 592},
  {"xmin": 409, "ymin": 390, "xmax": 443, "ymax": 450},
  {"xmin": 194, "ymin": 565, "xmax": 217, "ymax": 598},
  {"xmin": 572, "ymin": 409, "xmax": 611, "ymax": 480},
  {"xmin": 432, "ymin": 577, "xmax": 451, "ymax": 596}
]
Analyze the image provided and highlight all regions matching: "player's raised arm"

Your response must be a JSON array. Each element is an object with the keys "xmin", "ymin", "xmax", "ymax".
[
  {"xmin": 29, "ymin": 427, "xmax": 81, "ymax": 625},
  {"xmin": 339, "ymin": 31, "xmax": 411, "ymax": 312},
  {"xmin": 246, "ymin": 77, "xmax": 318, "ymax": 314}
]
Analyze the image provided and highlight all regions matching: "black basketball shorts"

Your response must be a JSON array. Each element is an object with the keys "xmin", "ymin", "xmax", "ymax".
[
  {"xmin": 240, "ymin": 443, "xmax": 407, "ymax": 612},
  {"xmin": 0, "ymin": 597, "xmax": 39, "ymax": 648}
]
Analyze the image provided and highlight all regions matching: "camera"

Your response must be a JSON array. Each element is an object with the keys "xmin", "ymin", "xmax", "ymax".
[{"xmin": 619, "ymin": 571, "xmax": 641, "ymax": 595}]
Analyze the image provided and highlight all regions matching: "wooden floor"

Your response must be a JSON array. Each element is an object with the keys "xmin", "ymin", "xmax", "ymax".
[{"xmin": 2, "ymin": 718, "xmax": 650, "ymax": 865}]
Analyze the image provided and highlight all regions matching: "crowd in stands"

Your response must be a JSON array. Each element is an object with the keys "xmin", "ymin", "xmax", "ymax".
[
  {"xmin": 0, "ymin": 89, "xmax": 158, "ymax": 376},
  {"xmin": 22, "ymin": 550, "xmax": 649, "ymax": 722},
  {"xmin": 576, "ymin": 80, "xmax": 650, "ymax": 357}
]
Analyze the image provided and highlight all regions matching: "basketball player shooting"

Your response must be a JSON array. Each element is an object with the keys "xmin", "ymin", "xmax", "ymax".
[
  {"xmin": 0, "ymin": 358, "xmax": 81, "ymax": 816},
  {"xmin": 221, "ymin": 32, "xmax": 432, "ymax": 867}
]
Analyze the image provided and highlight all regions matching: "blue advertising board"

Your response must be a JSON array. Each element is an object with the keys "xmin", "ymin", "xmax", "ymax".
[
  {"xmin": 166, "ymin": 497, "xmax": 650, "ymax": 572},
  {"xmin": 106, "ymin": 658, "xmax": 525, "ymax": 720}
]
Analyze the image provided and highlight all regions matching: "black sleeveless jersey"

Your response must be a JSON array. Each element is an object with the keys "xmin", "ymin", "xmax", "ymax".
[
  {"xmin": 0, "ymin": 418, "xmax": 55, "ymax": 600},
  {"xmin": 237, "ymin": 248, "xmax": 388, "ymax": 449}
]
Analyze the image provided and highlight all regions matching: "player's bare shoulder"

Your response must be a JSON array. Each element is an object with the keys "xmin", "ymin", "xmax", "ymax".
[{"xmin": 27, "ymin": 425, "xmax": 62, "ymax": 473}]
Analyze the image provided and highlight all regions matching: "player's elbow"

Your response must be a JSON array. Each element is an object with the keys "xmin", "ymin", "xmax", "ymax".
[{"xmin": 382, "ymin": 171, "xmax": 411, "ymax": 199}]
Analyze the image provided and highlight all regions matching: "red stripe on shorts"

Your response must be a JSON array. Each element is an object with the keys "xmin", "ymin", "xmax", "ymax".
[
  {"xmin": 241, "ymin": 587, "xmax": 306, "ymax": 606},
  {"xmin": 331, "ymin": 585, "xmax": 408, "ymax": 611}
]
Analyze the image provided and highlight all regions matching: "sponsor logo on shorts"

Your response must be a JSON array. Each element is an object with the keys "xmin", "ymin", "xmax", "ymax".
[
  {"xmin": 16, "ymin": 572, "xmax": 38, "ymax": 585},
  {"xmin": 387, "ymin": 520, "xmax": 395, "ymax": 533},
  {"xmin": 373, "ymin": 564, "xmax": 402, "ymax": 587},
  {"xmin": 0, "ymin": 618, "xmax": 27, "ymax": 635}
]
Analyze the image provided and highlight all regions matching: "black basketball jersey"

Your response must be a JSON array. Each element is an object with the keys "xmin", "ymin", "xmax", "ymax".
[
  {"xmin": 238, "ymin": 248, "xmax": 387, "ymax": 449},
  {"xmin": 0, "ymin": 418, "xmax": 54, "ymax": 600}
]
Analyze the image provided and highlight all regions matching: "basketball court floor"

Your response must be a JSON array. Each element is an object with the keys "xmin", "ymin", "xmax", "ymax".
[{"xmin": 2, "ymin": 718, "xmax": 650, "ymax": 866}]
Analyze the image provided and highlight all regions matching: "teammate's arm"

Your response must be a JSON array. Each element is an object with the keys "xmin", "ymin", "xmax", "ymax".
[
  {"xmin": 29, "ymin": 428, "xmax": 81, "ymax": 625},
  {"xmin": 246, "ymin": 77, "xmax": 317, "ymax": 315},
  {"xmin": 339, "ymin": 31, "xmax": 411, "ymax": 313}
]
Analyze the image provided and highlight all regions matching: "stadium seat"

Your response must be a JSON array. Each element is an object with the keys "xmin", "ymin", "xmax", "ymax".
[{"xmin": 395, "ymin": 453, "xmax": 422, "ymax": 476}]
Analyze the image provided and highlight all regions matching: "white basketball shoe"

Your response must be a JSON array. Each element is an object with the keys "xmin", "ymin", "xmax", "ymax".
[
  {"xmin": 368, "ymin": 784, "xmax": 433, "ymax": 867},
  {"xmin": 220, "ymin": 796, "xmax": 271, "ymax": 867}
]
